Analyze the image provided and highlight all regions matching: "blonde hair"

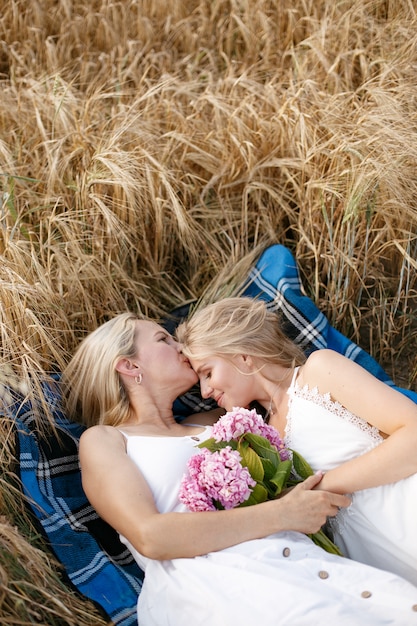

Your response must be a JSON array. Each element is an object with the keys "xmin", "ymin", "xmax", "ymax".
[
  {"xmin": 62, "ymin": 312, "xmax": 140, "ymax": 428},
  {"xmin": 177, "ymin": 297, "xmax": 305, "ymax": 372}
]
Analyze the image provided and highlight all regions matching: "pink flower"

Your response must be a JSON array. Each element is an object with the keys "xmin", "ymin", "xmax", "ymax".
[
  {"xmin": 179, "ymin": 451, "xmax": 216, "ymax": 511},
  {"xmin": 211, "ymin": 407, "xmax": 290, "ymax": 461},
  {"xmin": 179, "ymin": 475, "xmax": 216, "ymax": 511},
  {"xmin": 179, "ymin": 447, "xmax": 256, "ymax": 511},
  {"xmin": 179, "ymin": 407, "xmax": 342, "ymax": 556},
  {"xmin": 211, "ymin": 407, "xmax": 262, "ymax": 441},
  {"xmin": 201, "ymin": 447, "xmax": 256, "ymax": 509},
  {"xmin": 259, "ymin": 422, "xmax": 291, "ymax": 461}
]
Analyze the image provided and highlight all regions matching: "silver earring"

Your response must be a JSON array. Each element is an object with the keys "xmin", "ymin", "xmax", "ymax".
[{"xmin": 135, "ymin": 373, "xmax": 143, "ymax": 385}]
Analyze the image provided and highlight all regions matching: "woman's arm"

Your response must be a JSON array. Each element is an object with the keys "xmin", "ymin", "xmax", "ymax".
[
  {"xmin": 301, "ymin": 349, "xmax": 417, "ymax": 494},
  {"xmin": 79, "ymin": 425, "xmax": 349, "ymax": 560}
]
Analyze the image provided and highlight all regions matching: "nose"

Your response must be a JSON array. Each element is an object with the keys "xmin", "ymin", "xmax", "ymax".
[
  {"xmin": 170, "ymin": 337, "xmax": 182, "ymax": 351},
  {"xmin": 199, "ymin": 378, "xmax": 212, "ymax": 399}
]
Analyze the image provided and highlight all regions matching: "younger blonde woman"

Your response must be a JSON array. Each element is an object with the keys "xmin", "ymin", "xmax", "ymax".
[{"xmin": 177, "ymin": 296, "xmax": 417, "ymax": 586}]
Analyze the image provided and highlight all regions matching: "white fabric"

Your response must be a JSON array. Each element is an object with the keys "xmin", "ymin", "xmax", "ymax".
[
  {"xmin": 119, "ymin": 424, "xmax": 417, "ymax": 625},
  {"xmin": 285, "ymin": 366, "xmax": 417, "ymax": 586}
]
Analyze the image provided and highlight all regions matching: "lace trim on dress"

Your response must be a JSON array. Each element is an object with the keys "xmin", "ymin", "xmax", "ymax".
[{"xmin": 289, "ymin": 381, "xmax": 383, "ymax": 444}]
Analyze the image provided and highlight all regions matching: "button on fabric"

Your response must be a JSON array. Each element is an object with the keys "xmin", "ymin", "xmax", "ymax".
[
  {"xmin": 361, "ymin": 591, "xmax": 372, "ymax": 598},
  {"xmin": 282, "ymin": 547, "xmax": 291, "ymax": 557},
  {"xmin": 318, "ymin": 571, "xmax": 329, "ymax": 579},
  {"xmin": 412, "ymin": 605, "xmax": 417, "ymax": 612}
]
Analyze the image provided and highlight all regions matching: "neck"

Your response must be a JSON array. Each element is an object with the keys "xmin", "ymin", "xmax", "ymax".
[
  {"xmin": 127, "ymin": 388, "xmax": 177, "ymax": 428},
  {"xmin": 266, "ymin": 381, "xmax": 282, "ymax": 419},
  {"xmin": 263, "ymin": 367, "xmax": 294, "ymax": 421}
]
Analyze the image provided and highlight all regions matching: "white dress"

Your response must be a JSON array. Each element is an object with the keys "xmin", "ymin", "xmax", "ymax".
[
  {"xmin": 285, "ymin": 367, "xmax": 417, "ymax": 586},
  {"xmin": 119, "ymin": 426, "xmax": 417, "ymax": 626}
]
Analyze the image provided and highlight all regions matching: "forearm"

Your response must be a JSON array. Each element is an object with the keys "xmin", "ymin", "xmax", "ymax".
[
  {"xmin": 135, "ymin": 503, "xmax": 279, "ymax": 560},
  {"xmin": 317, "ymin": 428, "xmax": 417, "ymax": 494},
  {"xmin": 80, "ymin": 426, "xmax": 349, "ymax": 562},
  {"xmin": 122, "ymin": 475, "xmax": 350, "ymax": 560}
]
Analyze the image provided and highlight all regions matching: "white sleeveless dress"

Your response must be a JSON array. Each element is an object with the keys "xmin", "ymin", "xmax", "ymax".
[
  {"xmin": 285, "ymin": 367, "xmax": 417, "ymax": 586},
  {"xmin": 119, "ymin": 425, "xmax": 417, "ymax": 625}
]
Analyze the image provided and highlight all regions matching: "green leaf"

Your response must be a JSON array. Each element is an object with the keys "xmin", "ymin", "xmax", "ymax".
[
  {"xmin": 197, "ymin": 438, "xmax": 233, "ymax": 452},
  {"xmin": 291, "ymin": 450, "xmax": 314, "ymax": 479},
  {"xmin": 239, "ymin": 483, "xmax": 268, "ymax": 507},
  {"xmin": 243, "ymin": 433, "xmax": 280, "ymax": 464},
  {"xmin": 262, "ymin": 458, "xmax": 278, "ymax": 480},
  {"xmin": 268, "ymin": 460, "xmax": 293, "ymax": 494},
  {"xmin": 238, "ymin": 443, "xmax": 264, "ymax": 482}
]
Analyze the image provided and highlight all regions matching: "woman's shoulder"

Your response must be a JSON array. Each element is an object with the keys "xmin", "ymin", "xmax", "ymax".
[
  {"xmin": 80, "ymin": 424, "xmax": 125, "ymax": 450},
  {"xmin": 299, "ymin": 349, "xmax": 350, "ymax": 389},
  {"xmin": 303, "ymin": 348, "xmax": 346, "ymax": 370},
  {"xmin": 78, "ymin": 425, "xmax": 130, "ymax": 473}
]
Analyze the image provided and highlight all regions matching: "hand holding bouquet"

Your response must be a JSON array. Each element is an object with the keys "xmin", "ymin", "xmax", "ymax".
[{"xmin": 179, "ymin": 407, "xmax": 342, "ymax": 555}]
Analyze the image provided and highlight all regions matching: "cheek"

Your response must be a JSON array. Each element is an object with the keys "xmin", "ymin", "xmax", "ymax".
[
  {"xmin": 230, "ymin": 374, "xmax": 250, "ymax": 401},
  {"xmin": 219, "ymin": 363, "xmax": 235, "ymax": 383},
  {"xmin": 189, "ymin": 368, "xmax": 199, "ymax": 383},
  {"xmin": 183, "ymin": 362, "xmax": 198, "ymax": 383}
]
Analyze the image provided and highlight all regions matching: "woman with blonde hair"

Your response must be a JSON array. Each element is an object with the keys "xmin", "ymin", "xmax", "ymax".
[
  {"xmin": 177, "ymin": 296, "xmax": 417, "ymax": 586},
  {"xmin": 63, "ymin": 311, "xmax": 417, "ymax": 625}
]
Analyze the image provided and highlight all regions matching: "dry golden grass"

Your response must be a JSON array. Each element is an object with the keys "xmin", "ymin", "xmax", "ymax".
[
  {"xmin": 0, "ymin": 416, "xmax": 108, "ymax": 625},
  {"xmin": 0, "ymin": 0, "xmax": 416, "ymax": 622}
]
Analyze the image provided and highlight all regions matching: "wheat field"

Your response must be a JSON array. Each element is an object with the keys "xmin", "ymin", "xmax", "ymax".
[{"xmin": 1, "ymin": 0, "xmax": 416, "ymax": 623}]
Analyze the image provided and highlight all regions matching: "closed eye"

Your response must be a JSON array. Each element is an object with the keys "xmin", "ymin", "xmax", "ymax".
[{"xmin": 157, "ymin": 331, "xmax": 172, "ymax": 342}]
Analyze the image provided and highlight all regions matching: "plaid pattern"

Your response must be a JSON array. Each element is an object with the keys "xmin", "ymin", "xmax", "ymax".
[
  {"xmin": 241, "ymin": 244, "xmax": 417, "ymax": 402},
  {"xmin": 4, "ymin": 244, "xmax": 416, "ymax": 626},
  {"xmin": 10, "ymin": 381, "xmax": 143, "ymax": 626}
]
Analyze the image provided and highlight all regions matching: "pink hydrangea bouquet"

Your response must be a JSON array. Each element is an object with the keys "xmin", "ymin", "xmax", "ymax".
[{"xmin": 179, "ymin": 406, "xmax": 342, "ymax": 555}]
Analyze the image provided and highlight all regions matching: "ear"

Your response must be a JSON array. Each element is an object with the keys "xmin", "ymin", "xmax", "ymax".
[
  {"xmin": 115, "ymin": 359, "xmax": 140, "ymax": 377},
  {"xmin": 236, "ymin": 354, "xmax": 254, "ymax": 371}
]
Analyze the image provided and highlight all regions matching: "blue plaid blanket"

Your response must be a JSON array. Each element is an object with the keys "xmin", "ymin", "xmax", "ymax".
[
  {"xmin": 241, "ymin": 244, "xmax": 417, "ymax": 402},
  {"xmin": 5, "ymin": 244, "xmax": 417, "ymax": 626},
  {"xmin": 11, "ymin": 385, "xmax": 144, "ymax": 626}
]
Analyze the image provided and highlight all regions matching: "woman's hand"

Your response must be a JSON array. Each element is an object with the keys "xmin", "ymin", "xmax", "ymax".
[{"xmin": 276, "ymin": 472, "xmax": 351, "ymax": 534}]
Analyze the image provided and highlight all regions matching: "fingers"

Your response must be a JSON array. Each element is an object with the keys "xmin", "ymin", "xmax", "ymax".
[
  {"xmin": 299, "ymin": 473, "xmax": 352, "ymax": 512},
  {"xmin": 333, "ymin": 493, "xmax": 351, "ymax": 508},
  {"xmin": 280, "ymin": 474, "xmax": 352, "ymax": 534},
  {"xmin": 328, "ymin": 493, "xmax": 351, "ymax": 515},
  {"xmin": 299, "ymin": 471, "xmax": 324, "ymax": 490}
]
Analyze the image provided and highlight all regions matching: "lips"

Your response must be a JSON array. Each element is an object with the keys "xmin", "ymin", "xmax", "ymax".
[{"xmin": 215, "ymin": 394, "xmax": 224, "ymax": 407}]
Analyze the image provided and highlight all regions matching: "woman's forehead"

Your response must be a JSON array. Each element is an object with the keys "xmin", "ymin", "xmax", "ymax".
[{"xmin": 135, "ymin": 319, "xmax": 164, "ymax": 336}]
